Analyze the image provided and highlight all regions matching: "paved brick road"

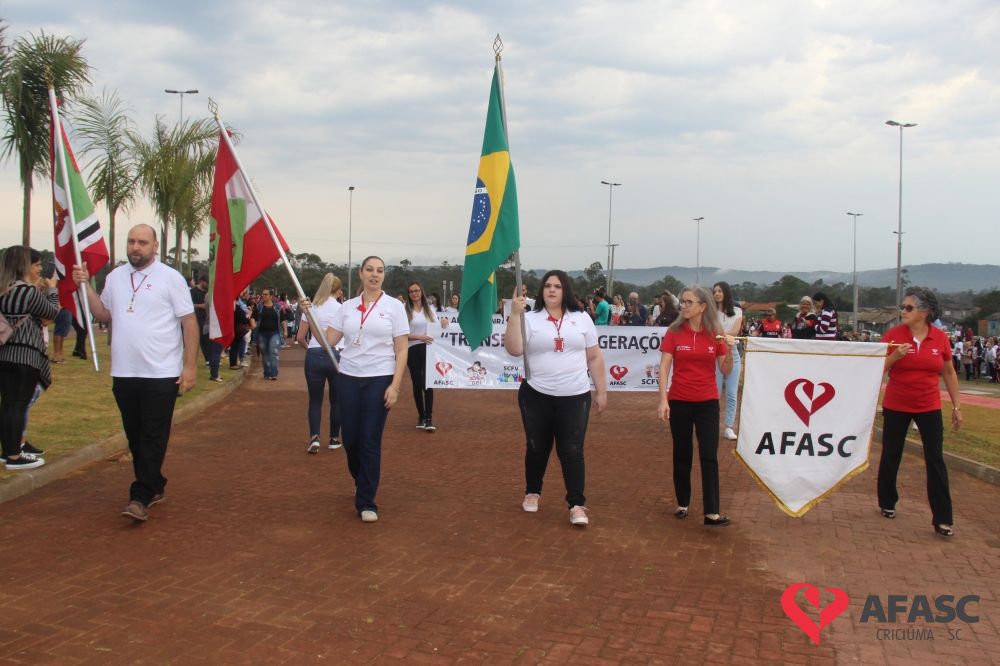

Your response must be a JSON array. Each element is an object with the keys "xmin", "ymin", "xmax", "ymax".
[{"xmin": 1, "ymin": 347, "xmax": 997, "ymax": 664}]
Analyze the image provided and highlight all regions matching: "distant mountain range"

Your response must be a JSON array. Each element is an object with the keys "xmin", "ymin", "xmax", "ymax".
[{"xmin": 561, "ymin": 263, "xmax": 1000, "ymax": 294}]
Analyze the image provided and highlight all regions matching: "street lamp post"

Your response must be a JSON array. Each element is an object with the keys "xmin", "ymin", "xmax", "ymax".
[
  {"xmin": 600, "ymin": 180, "xmax": 621, "ymax": 296},
  {"xmin": 693, "ymin": 217, "xmax": 705, "ymax": 284},
  {"xmin": 886, "ymin": 120, "xmax": 916, "ymax": 323},
  {"xmin": 347, "ymin": 186, "xmax": 355, "ymax": 297},
  {"xmin": 847, "ymin": 212, "xmax": 863, "ymax": 333},
  {"xmin": 164, "ymin": 89, "xmax": 199, "ymax": 123}
]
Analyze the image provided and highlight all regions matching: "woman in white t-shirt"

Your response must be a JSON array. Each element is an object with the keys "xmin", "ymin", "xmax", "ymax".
[
  {"xmin": 296, "ymin": 273, "xmax": 343, "ymax": 454},
  {"xmin": 504, "ymin": 270, "xmax": 607, "ymax": 527},
  {"xmin": 318, "ymin": 256, "xmax": 409, "ymax": 523},
  {"xmin": 440, "ymin": 293, "xmax": 460, "ymax": 327},
  {"xmin": 405, "ymin": 282, "xmax": 437, "ymax": 431},
  {"xmin": 713, "ymin": 281, "xmax": 743, "ymax": 441}
]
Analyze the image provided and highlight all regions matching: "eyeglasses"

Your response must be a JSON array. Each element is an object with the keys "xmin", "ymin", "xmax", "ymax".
[
  {"xmin": 899, "ymin": 304, "xmax": 917, "ymax": 312},
  {"xmin": 680, "ymin": 299, "xmax": 699, "ymax": 307}
]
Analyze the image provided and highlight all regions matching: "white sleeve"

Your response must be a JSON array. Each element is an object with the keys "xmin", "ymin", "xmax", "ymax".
[
  {"xmin": 330, "ymin": 303, "xmax": 346, "ymax": 333},
  {"xmin": 170, "ymin": 272, "xmax": 195, "ymax": 317},
  {"xmin": 392, "ymin": 303, "xmax": 410, "ymax": 337},
  {"xmin": 582, "ymin": 314, "xmax": 598, "ymax": 347}
]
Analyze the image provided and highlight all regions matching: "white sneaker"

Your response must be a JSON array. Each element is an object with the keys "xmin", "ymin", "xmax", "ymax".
[
  {"xmin": 569, "ymin": 505, "xmax": 589, "ymax": 526},
  {"xmin": 360, "ymin": 510, "xmax": 378, "ymax": 523},
  {"xmin": 522, "ymin": 493, "xmax": 540, "ymax": 512},
  {"xmin": 307, "ymin": 437, "xmax": 320, "ymax": 454},
  {"xmin": 328, "ymin": 438, "xmax": 342, "ymax": 450},
  {"xmin": 724, "ymin": 427, "xmax": 737, "ymax": 441}
]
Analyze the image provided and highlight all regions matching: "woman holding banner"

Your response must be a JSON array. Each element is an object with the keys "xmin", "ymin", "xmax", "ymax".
[
  {"xmin": 405, "ymin": 282, "xmax": 437, "ymax": 431},
  {"xmin": 657, "ymin": 286, "xmax": 734, "ymax": 526},
  {"xmin": 504, "ymin": 270, "xmax": 607, "ymax": 527},
  {"xmin": 317, "ymin": 256, "xmax": 409, "ymax": 524},
  {"xmin": 878, "ymin": 287, "xmax": 962, "ymax": 538}
]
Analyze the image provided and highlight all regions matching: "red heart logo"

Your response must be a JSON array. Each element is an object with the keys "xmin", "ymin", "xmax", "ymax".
[
  {"xmin": 781, "ymin": 583, "xmax": 849, "ymax": 645},
  {"xmin": 783, "ymin": 379, "xmax": 835, "ymax": 427},
  {"xmin": 609, "ymin": 365, "xmax": 628, "ymax": 381},
  {"xmin": 435, "ymin": 362, "xmax": 453, "ymax": 376}
]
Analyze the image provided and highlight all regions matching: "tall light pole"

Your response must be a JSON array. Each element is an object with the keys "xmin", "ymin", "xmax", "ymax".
[
  {"xmin": 164, "ymin": 89, "xmax": 199, "ymax": 123},
  {"xmin": 847, "ymin": 212, "xmax": 863, "ymax": 333},
  {"xmin": 347, "ymin": 186, "xmax": 356, "ymax": 297},
  {"xmin": 600, "ymin": 180, "xmax": 621, "ymax": 296},
  {"xmin": 886, "ymin": 120, "xmax": 916, "ymax": 323},
  {"xmin": 693, "ymin": 217, "xmax": 705, "ymax": 284}
]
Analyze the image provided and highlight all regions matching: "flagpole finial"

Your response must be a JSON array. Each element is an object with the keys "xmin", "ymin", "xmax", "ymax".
[
  {"xmin": 208, "ymin": 97, "xmax": 219, "ymax": 119},
  {"xmin": 493, "ymin": 34, "xmax": 503, "ymax": 61}
]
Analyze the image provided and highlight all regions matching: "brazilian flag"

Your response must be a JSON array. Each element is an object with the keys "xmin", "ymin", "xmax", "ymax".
[{"xmin": 460, "ymin": 63, "xmax": 520, "ymax": 350}]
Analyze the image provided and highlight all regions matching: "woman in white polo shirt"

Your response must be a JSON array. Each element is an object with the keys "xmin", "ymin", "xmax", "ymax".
[
  {"xmin": 504, "ymin": 270, "xmax": 607, "ymax": 526},
  {"xmin": 405, "ymin": 282, "xmax": 437, "ymax": 431},
  {"xmin": 323, "ymin": 256, "xmax": 409, "ymax": 523},
  {"xmin": 296, "ymin": 273, "xmax": 343, "ymax": 454}
]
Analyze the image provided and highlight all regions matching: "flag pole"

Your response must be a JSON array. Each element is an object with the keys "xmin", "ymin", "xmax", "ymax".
[
  {"xmin": 493, "ymin": 35, "xmax": 529, "ymax": 379},
  {"xmin": 208, "ymin": 99, "xmax": 339, "ymax": 370},
  {"xmin": 48, "ymin": 84, "xmax": 100, "ymax": 372}
]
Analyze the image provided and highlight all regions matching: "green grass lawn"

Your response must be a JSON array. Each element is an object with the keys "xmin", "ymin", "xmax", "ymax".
[{"xmin": 2, "ymin": 334, "xmax": 240, "ymax": 480}]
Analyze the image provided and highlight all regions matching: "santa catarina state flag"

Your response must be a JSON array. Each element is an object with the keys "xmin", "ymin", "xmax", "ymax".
[
  {"xmin": 50, "ymin": 112, "xmax": 109, "ymax": 325},
  {"xmin": 459, "ymin": 62, "xmax": 520, "ymax": 351},
  {"xmin": 207, "ymin": 132, "xmax": 289, "ymax": 343}
]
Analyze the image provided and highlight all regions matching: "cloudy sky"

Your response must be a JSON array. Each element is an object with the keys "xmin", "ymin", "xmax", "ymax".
[{"xmin": 2, "ymin": 0, "xmax": 998, "ymax": 273}]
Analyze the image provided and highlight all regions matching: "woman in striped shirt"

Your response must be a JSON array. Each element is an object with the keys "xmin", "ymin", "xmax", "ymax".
[
  {"xmin": 812, "ymin": 291, "xmax": 839, "ymax": 341},
  {"xmin": 0, "ymin": 246, "xmax": 60, "ymax": 470}
]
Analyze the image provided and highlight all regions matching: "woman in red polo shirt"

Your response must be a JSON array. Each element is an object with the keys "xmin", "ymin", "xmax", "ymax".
[
  {"xmin": 656, "ymin": 286, "xmax": 734, "ymax": 526},
  {"xmin": 878, "ymin": 287, "xmax": 962, "ymax": 537}
]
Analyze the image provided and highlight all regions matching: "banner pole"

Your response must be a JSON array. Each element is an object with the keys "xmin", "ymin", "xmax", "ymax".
[
  {"xmin": 208, "ymin": 100, "xmax": 339, "ymax": 370},
  {"xmin": 48, "ymin": 85, "xmax": 99, "ymax": 372},
  {"xmin": 494, "ymin": 36, "xmax": 530, "ymax": 380}
]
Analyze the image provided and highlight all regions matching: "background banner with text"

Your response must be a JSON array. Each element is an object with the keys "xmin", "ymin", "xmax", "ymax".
[{"xmin": 425, "ymin": 322, "xmax": 667, "ymax": 391}]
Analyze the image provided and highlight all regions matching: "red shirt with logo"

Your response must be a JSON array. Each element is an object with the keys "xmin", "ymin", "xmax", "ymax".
[
  {"xmin": 882, "ymin": 324, "xmax": 952, "ymax": 413},
  {"xmin": 660, "ymin": 323, "xmax": 727, "ymax": 401},
  {"xmin": 759, "ymin": 318, "xmax": 782, "ymax": 337}
]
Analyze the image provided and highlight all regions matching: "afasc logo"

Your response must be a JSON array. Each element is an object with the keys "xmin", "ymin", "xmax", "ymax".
[
  {"xmin": 431, "ymin": 361, "xmax": 456, "ymax": 387},
  {"xmin": 609, "ymin": 365, "xmax": 629, "ymax": 387},
  {"xmin": 755, "ymin": 379, "xmax": 855, "ymax": 458}
]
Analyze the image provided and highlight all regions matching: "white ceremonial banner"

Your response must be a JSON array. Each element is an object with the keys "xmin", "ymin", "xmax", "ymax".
[
  {"xmin": 425, "ymin": 321, "xmax": 666, "ymax": 391},
  {"xmin": 735, "ymin": 337, "xmax": 887, "ymax": 517}
]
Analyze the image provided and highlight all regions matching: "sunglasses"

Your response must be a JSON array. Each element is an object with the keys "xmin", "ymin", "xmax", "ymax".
[{"xmin": 899, "ymin": 304, "xmax": 918, "ymax": 312}]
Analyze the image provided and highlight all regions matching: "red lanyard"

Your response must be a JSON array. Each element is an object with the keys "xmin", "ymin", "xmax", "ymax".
[
  {"xmin": 547, "ymin": 312, "xmax": 565, "ymax": 352},
  {"xmin": 357, "ymin": 292, "xmax": 383, "ymax": 330},
  {"xmin": 128, "ymin": 271, "xmax": 149, "ymax": 312}
]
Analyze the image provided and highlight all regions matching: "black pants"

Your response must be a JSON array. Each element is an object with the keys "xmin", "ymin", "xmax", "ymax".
[
  {"xmin": 518, "ymin": 382, "xmax": 590, "ymax": 508},
  {"xmin": 229, "ymin": 334, "xmax": 246, "ymax": 368},
  {"xmin": 112, "ymin": 377, "xmax": 179, "ymax": 505},
  {"xmin": 336, "ymin": 374, "xmax": 392, "ymax": 513},
  {"xmin": 406, "ymin": 344, "xmax": 434, "ymax": 421},
  {"xmin": 0, "ymin": 362, "xmax": 39, "ymax": 458},
  {"xmin": 669, "ymin": 399, "xmax": 721, "ymax": 515},
  {"xmin": 198, "ymin": 328, "xmax": 211, "ymax": 364},
  {"xmin": 877, "ymin": 407, "xmax": 953, "ymax": 526}
]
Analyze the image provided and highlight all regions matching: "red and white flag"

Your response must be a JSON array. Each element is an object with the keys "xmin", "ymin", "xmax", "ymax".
[
  {"xmin": 50, "ymin": 106, "xmax": 109, "ymax": 324},
  {"xmin": 207, "ymin": 132, "xmax": 289, "ymax": 343}
]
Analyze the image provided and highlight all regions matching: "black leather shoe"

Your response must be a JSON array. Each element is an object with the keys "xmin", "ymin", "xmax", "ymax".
[
  {"xmin": 703, "ymin": 515, "xmax": 731, "ymax": 527},
  {"xmin": 934, "ymin": 524, "xmax": 954, "ymax": 537}
]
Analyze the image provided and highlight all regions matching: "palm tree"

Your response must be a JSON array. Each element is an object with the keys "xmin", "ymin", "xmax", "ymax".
[
  {"xmin": 1, "ymin": 31, "xmax": 90, "ymax": 245},
  {"xmin": 176, "ymin": 180, "xmax": 211, "ymax": 278},
  {"xmin": 71, "ymin": 89, "xmax": 139, "ymax": 265},
  {"xmin": 132, "ymin": 116, "xmax": 216, "ymax": 262}
]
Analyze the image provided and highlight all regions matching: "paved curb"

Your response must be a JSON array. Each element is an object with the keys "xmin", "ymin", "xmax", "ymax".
[
  {"xmin": 874, "ymin": 426, "xmax": 1000, "ymax": 487},
  {"xmin": 0, "ymin": 364, "xmax": 251, "ymax": 505}
]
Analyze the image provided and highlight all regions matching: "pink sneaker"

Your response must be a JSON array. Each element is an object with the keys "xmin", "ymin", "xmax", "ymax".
[
  {"xmin": 569, "ymin": 505, "xmax": 589, "ymax": 526},
  {"xmin": 522, "ymin": 493, "xmax": 540, "ymax": 512}
]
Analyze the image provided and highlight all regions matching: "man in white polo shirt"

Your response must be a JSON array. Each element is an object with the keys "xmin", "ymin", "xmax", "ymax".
[{"xmin": 73, "ymin": 224, "xmax": 199, "ymax": 523}]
